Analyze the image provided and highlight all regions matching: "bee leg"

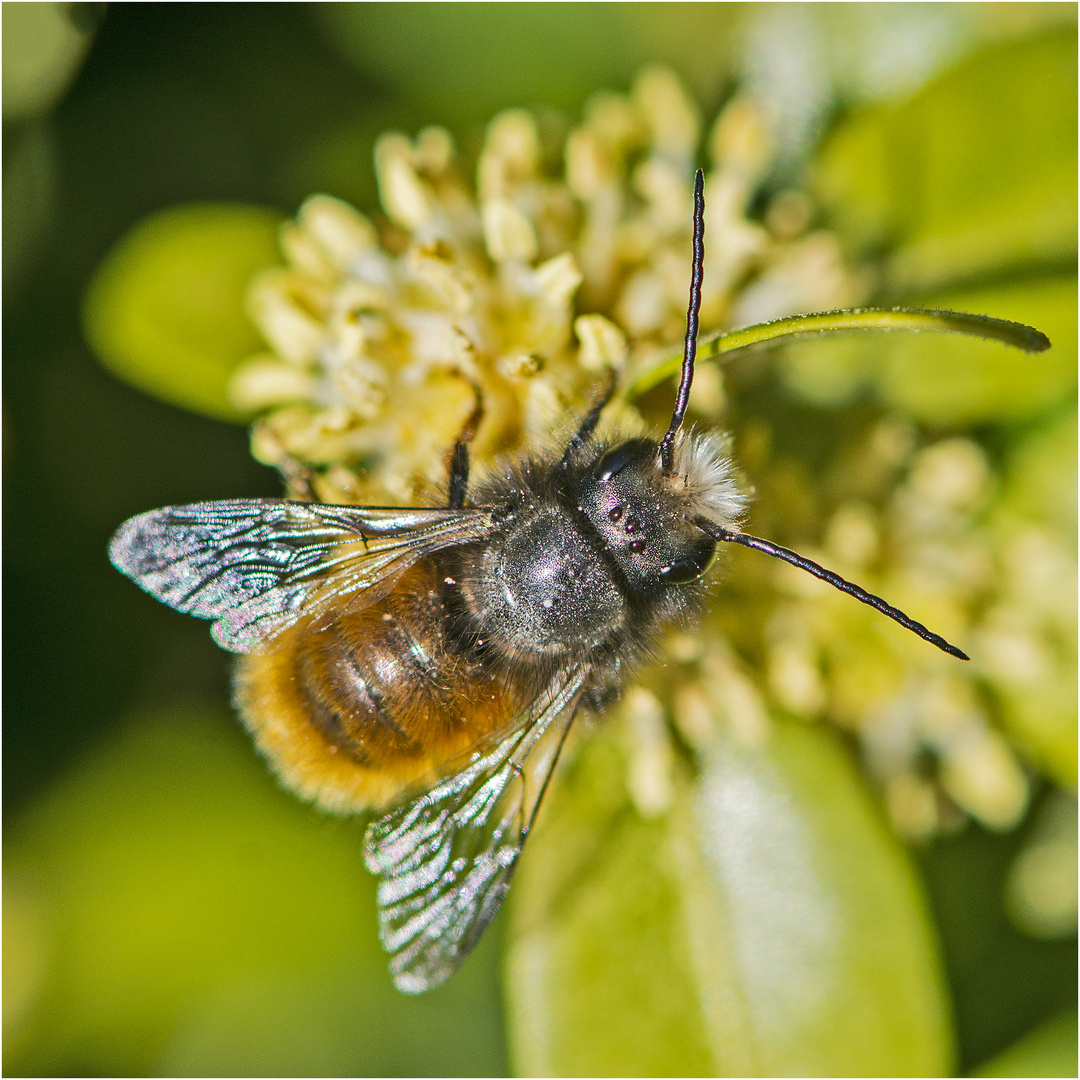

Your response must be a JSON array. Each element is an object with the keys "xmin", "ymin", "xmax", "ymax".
[
  {"xmin": 581, "ymin": 679, "xmax": 620, "ymax": 712},
  {"xmin": 560, "ymin": 369, "xmax": 618, "ymax": 467},
  {"xmin": 446, "ymin": 383, "xmax": 484, "ymax": 509},
  {"xmin": 448, "ymin": 440, "xmax": 470, "ymax": 509}
]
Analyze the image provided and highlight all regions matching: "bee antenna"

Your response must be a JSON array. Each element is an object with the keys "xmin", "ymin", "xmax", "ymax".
[
  {"xmin": 695, "ymin": 520, "xmax": 970, "ymax": 661},
  {"xmin": 660, "ymin": 167, "xmax": 706, "ymax": 473}
]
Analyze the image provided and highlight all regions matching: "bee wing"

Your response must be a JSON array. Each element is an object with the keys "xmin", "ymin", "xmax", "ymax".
[
  {"xmin": 109, "ymin": 499, "xmax": 493, "ymax": 653},
  {"xmin": 364, "ymin": 669, "xmax": 587, "ymax": 993}
]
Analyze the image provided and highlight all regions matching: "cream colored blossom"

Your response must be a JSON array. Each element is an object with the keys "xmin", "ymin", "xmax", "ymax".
[
  {"xmin": 752, "ymin": 423, "xmax": 1076, "ymax": 837},
  {"xmin": 231, "ymin": 66, "xmax": 1069, "ymax": 843},
  {"xmin": 231, "ymin": 67, "xmax": 849, "ymax": 505}
]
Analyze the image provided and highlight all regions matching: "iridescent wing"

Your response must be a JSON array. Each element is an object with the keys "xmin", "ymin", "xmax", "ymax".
[
  {"xmin": 364, "ymin": 668, "xmax": 587, "ymax": 993},
  {"xmin": 109, "ymin": 499, "xmax": 493, "ymax": 653}
]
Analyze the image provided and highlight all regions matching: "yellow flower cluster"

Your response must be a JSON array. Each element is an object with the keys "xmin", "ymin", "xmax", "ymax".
[
  {"xmin": 758, "ymin": 433, "xmax": 1030, "ymax": 838},
  {"xmin": 229, "ymin": 66, "xmax": 855, "ymax": 505},
  {"xmin": 631, "ymin": 417, "xmax": 1074, "ymax": 841},
  {"xmin": 228, "ymin": 65, "xmax": 1070, "ymax": 845}
]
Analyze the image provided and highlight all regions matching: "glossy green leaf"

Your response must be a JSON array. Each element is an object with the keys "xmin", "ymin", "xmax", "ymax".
[
  {"xmin": 973, "ymin": 1008, "xmax": 1078, "ymax": 1078},
  {"xmin": 83, "ymin": 204, "xmax": 285, "ymax": 422},
  {"xmin": 815, "ymin": 30, "xmax": 1077, "ymax": 291},
  {"xmin": 507, "ymin": 718, "xmax": 953, "ymax": 1076},
  {"xmin": 2, "ymin": 709, "xmax": 505, "ymax": 1078},
  {"xmin": 781, "ymin": 276, "xmax": 1076, "ymax": 423}
]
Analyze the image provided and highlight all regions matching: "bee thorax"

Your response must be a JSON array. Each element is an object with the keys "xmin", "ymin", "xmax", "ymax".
[{"xmin": 466, "ymin": 508, "xmax": 624, "ymax": 656}]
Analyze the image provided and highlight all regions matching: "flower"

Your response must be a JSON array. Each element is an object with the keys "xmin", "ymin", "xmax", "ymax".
[
  {"xmin": 229, "ymin": 65, "xmax": 1072, "ymax": 842},
  {"xmin": 230, "ymin": 66, "xmax": 855, "ymax": 506}
]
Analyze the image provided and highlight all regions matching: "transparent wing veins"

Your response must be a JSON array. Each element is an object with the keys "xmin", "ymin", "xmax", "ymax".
[
  {"xmin": 364, "ymin": 670, "xmax": 585, "ymax": 993},
  {"xmin": 108, "ymin": 499, "xmax": 493, "ymax": 652}
]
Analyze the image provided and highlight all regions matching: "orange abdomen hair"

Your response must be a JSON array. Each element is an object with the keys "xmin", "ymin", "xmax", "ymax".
[{"xmin": 234, "ymin": 560, "xmax": 529, "ymax": 814}]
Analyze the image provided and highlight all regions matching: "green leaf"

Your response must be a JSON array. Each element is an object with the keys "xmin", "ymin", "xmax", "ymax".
[
  {"xmin": 2, "ymin": 2, "xmax": 97, "ymax": 124},
  {"xmin": 972, "ymin": 1009, "xmax": 1078, "ymax": 1078},
  {"xmin": 780, "ymin": 276, "xmax": 1076, "ymax": 423},
  {"xmin": 507, "ymin": 717, "xmax": 953, "ymax": 1076},
  {"xmin": 2, "ymin": 709, "xmax": 506, "ymax": 1077},
  {"xmin": 815, "ymin": 30, "xmax": 1077, "ymax": 292},
  {"xmin": 876, "ymin": 277, "xmax": 1077, "ymax": 425},
  {"xmin": 314, "ymin": 5, "xmax": 636, "ymax": 126},
  {"xmin": 311, "ymin": 6, "xmax": 745, "ymax": 130},
  {"xmin": 83, "ymin": 204, "xmax": 285, "ymax": 422},
  {"xmin": 1000, "ymin": 405, "xmax": 1078, "ymax": 544}
]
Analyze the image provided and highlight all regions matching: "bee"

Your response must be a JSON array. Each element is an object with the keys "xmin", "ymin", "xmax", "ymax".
[{"xmin": 111, "ymin": 170, "xmax": 975, "ymax": 994}]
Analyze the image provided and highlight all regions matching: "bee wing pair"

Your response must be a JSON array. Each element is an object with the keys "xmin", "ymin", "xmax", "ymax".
[{"xmin": 109, "ymin": 498, "xmax": 582, "ymax": 992}]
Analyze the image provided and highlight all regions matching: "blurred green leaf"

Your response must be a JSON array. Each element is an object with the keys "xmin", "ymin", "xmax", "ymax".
[
  {"xmin": 989, "ymin": 408, "xmax": 1078, "ymax": 788},
  {"xmin": 1001, "ymin": 405, "xmax": 1078, "ymax": 543},
  {"xmin": 2, "ymin": 122, "xmax": 58, "ymax": 292},
  {"xmin": 507, "ymin": 718, "xmax": 953, "ymax": 1076},
  {"xmin": 781, "ymin": 276, "xmax": 1076, "ymax": 423},
  {"xmin": 3, "ymin": 708, "xmax": 505, "ymax": 1077},
  {"xmin": 314, "ymin": 3, "xmax": 636, "ymax": 128},
  {"xmin": 2, "ymin": 875, "xmax": 53, "ymax": 1050},
  {"xmin": 781, "ymin": 29, "xmax": 1078, "ymax": 425},
  {"xmin": 816, "ymin": 30, "xmax": 1077, "ymax": 292},
  {"xmin": 2, "ymin": 2, "xmax": 99, "ymax": 124},
  {"xmin": 878, "ymin": 277, "xmax": 1077, "ymax": 425},
  {"xmin": 83, "ymin": 204, "xmax": 285, "ymax": 422},
  {"xmin": 973, "ymin": 1008, "xmax": 1078, "ymax": 1078},
  {"xmin": 311, "ymin": 4, "xmax": 745, "ymax": 131}
]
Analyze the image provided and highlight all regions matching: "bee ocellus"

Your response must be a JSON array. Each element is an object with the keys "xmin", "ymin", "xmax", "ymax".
[{"xmin": 110, "ymin": 170, "xmax": 1007, "ymax": 994}]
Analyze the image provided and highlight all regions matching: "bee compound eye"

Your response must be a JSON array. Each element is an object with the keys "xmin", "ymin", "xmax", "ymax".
[
  {"xmin": 658, "ymin": 558, "xmax": 704, "ymax": 584},
  {"xmin": 658, "ymin": 536, "xmax": 716, "ymax": 584},
  {"xmin": 594, "ymin": 439, "xmax": 654, "ymax": 482}
]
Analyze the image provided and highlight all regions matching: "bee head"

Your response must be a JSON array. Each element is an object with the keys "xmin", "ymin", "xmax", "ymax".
[
  {"xmin": 575, "ymin": 431, "xmax": 744, "ymax": 591},
  {"xmin": 559, "ymin": 166, "xmax": 967, "ymax": 659},
  {"xmin": 566, "ymin": 168, "xmax": 749, "ymax": 594}
]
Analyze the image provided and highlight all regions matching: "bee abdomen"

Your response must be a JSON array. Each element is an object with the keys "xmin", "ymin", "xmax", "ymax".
[
  {"xmin": 295, "ymin": 633, "xmax": 418, "ymax": 763},
  {"xmin": 303, "ymin": 608, "xmax": 452, "ymax": 765},
  {"xmin": 234, "ymin": 559, "xmax": 531, "ymax": 814}
]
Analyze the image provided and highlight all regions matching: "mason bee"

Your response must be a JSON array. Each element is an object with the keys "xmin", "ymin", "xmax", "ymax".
[{"xmin": 110, "ymin": 170, "xmax": 981, "ymax": 994}]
